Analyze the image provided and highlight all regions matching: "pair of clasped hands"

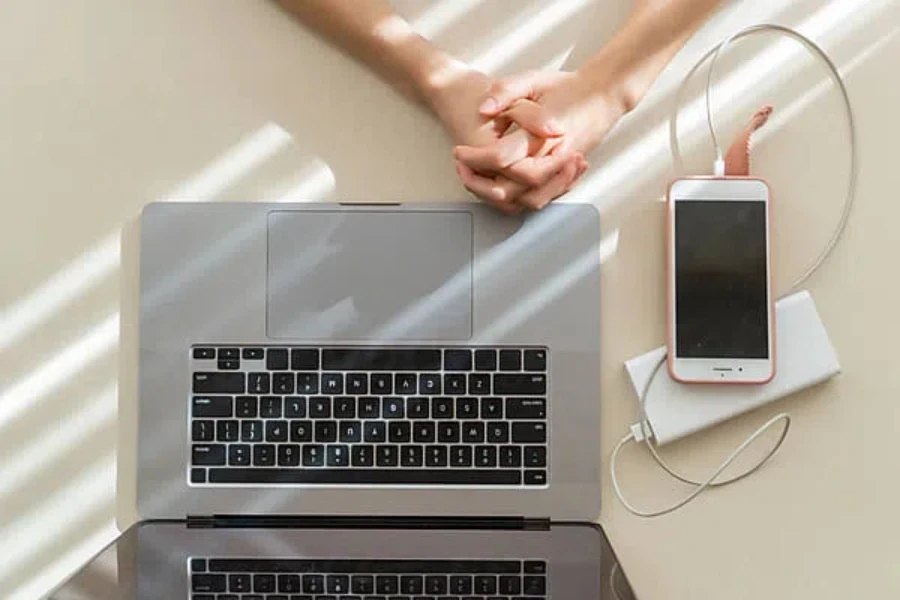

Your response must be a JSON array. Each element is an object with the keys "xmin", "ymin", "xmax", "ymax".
[{"xmin": 434, "ymin": 67, "xmax": 628, "ymax": 214}]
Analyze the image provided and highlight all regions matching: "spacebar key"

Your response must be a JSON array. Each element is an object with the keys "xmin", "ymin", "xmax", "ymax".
[{"xmin": 208, "ymin": 468, "xmax": 522, "ymax": 485}]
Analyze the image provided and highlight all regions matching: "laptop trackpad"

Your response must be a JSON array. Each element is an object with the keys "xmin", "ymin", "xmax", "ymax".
[{"xmin": 267, "ymin": 210, "xmax": 473, "ymax": 341}]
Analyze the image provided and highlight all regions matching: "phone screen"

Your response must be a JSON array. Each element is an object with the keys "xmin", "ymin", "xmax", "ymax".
[{"xmin": 675, "ymin": 199, "xmax": 769, "ymax": 359}]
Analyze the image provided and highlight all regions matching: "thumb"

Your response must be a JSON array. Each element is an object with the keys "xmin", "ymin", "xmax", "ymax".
[{"xmin": 479, "ymin": 71, "xmax": 550, "ymax": 116}]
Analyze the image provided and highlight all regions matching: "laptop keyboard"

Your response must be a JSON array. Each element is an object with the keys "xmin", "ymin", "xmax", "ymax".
[
  {"xmin": 189, "ymin": 558, "xmax": 548, "ymax": 599},
  {"xmin": 189, "ymin": 347, "xmax": 549, "ymax": 487}
]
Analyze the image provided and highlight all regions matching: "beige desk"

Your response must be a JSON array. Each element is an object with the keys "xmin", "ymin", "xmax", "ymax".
[{"xmin": 1, "ymin": 1, "xmax": 898, "ymax": 598}]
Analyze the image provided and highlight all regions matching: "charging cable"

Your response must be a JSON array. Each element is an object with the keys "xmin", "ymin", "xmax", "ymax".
[{"xmin": 611, "ymin": 24, "xmax": 858, "ymax": 518}]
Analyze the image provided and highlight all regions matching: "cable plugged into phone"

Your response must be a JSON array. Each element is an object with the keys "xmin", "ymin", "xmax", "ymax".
[{"xmin": 611, "ymin": 24, "xmax": 858, "ymax": 518}]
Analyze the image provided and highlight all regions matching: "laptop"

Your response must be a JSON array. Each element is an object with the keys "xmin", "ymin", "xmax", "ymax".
[{"xmin": 50, "ymin": 201, "xmax": 637, "ymax": 598}]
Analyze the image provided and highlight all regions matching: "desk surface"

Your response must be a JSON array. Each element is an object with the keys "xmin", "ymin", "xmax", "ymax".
[{"xmin": 2, "ymin": 1, "xmax": 899, "ymax": 598}]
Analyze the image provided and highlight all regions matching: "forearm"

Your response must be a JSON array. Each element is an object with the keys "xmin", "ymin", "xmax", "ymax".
[
  {"xmin": 274, "ymin": 0, "xmax": 463, "ymax": 110},
  {"xmin": 581, "ymin": 0, "xmax": 723, "ymax": 111}
]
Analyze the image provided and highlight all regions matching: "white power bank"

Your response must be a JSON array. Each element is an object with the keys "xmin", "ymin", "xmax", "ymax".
[{"xmin": 624, "ymin": 290, "xmax": 840, "ymax": 445}]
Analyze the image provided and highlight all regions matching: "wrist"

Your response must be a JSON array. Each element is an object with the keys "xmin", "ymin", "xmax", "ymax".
[{"xmin": 574, "ymin": 60, "xmax": 636, "ymax": 117}]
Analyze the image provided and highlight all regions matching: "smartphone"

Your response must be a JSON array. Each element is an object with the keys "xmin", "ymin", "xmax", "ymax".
[{"xmin": 667, "ymin": 177, "xmax": 775, "ymax": 384}]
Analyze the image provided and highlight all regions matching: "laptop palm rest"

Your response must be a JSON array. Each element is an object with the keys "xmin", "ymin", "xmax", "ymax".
[{"xmin": 266, "ymin": 210, "xmax": 473, "ymax": 341}]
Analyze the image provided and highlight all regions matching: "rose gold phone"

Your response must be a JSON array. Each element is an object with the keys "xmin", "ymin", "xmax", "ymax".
[{"xmin": 666, "ymin": 177, "xmax": 776, "ymax": 384}]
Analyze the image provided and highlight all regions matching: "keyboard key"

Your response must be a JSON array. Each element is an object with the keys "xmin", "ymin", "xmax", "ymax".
[
  {"xmin": 278, "ymin": 574, "xmax": 301, "ymax": 593},
  {"xmin": 481, "ymin": 397, "xmax": 503, "ymax": 419},
  {"xmin": 192, "ymin": 396, "xmax": 233, "ymax": 418},
  {"xmin": 389, "ymin": 421, "xmax": 411, "ymax": 443},
  {"xmin": 425, "ymin": 575, "xmax": 448, "ymax": 594},
  {"xmin": 302, "ymin": 445, "xmax": 324, "ymax": 467},
  {"xmin": 493, "ymin": 374, "xmax": 546, "ymax": 395},
  {"xmin": 524, "ymin": 349, "xmax": 547, "ymax": 371},
  {"xmin": 450, "ymin": 445, "xmax": 473, "ymax": 467},
  {"xmin": 193, "ymin": 372, "xmax": 245, "ymax": 394},
  {"xmin": 475, "ymin": 575, "xmax": 497, "ymax": 594},
  {"xmin": 339, "ymin": 421, "xmax": 362, "ymax": 443},
  {"xmin": 499, "ymin": 349, "xmax": 521, "ymax": 371},
  {"xmin": 462, "ymin": 422, "xmax": 485, "ymax": 443},
  {"xmin": 376, "ymin": 575, "xmax": 399, "ymax": 594},
  {"xmin": 303, "ymin": 574, "xmax": 325, "ymax": 594},
  {"xmin": 450, "ymin": 575, "xmax": 473, "ymax": 595},
  {"xmin": 413, "ymin": 421, "xmax": 435, "ymax": 443},
  {"xmin": 425, "ymin": 445, "xmax": 448, "ymax": 467},
  {"xmin": 235, "ymin": 396, "xmax": 258, "ymax": 418},
  {"xmin": 248, "ymin": 372, "xmax": 270, "ymax": 394},
  {"xmin": 218, "ymin": 348, "xmax": 240, "ymax": 360},
  {"xmin": 240, "ymin": 420, "xmax": 263, "ymax": 442},
  {"xmin": 499, "ymin": 446, "xmax": 522, "ymax": 467},
  {"xmin": 290, "ymin": 420, "xmax": 312, "ymax": 442},
  {"xmin": 468, "ymin": 373, "xmax": 491, "ymax": 395},
  {"xmin": 190, "ymin": 558, "xmax": 207, "ymax": 572},
  {"xmin": 370, "ymin": 373, "xmax": 392, "ymax": 394},
  {"xmin": 401, "ymin": 445, "xmax": 424, "ymax": 467},
  {"xmin": 193, "ymin": 347, "xmax": 216, "ymax": 360},
  {"xmin": 266, "ymin": 420, "xmax": 288, "ymax": 442},
  {"xmin": 253, "ymin": 573, "xmax": 276, "ymax": 593},
  {"xmin": 242, "ymin": 347, "xmax": 264, "ymax": 360},
  {"xmin": 525, "ymin": 560, "xmax": 547, "ymax": 574},
  {"xmin": 272, "ymin": 372, "xmax": 295, "ymax": 394},
  {"xmin": 352, "ymin": 575, "xmax": 375, "ymax": 594},
  {"xmin": 524, "ymin": 575, "xmax": 546, "ymax": 594},
  {"xmin": 419, "ymin": 373, "xmax": 441, "ymax": 395},
  {"xmin": 377, "ymin": 446, "xmax": 399, "ymax": 467},
  {"xmin": 192, "ymin": 573, "xmax": 226, "ymax": 592},
  {"xmin": 506, "ymin": 398, "xmax": 547, "ymax": 419},
  {"xmin": 438, "ymin": 421, "xmax": 460, "ymax": 443},
  {"xmin": 358, "ymin": 397, "xmax": 380, "ymax": 418},
  {"xmin": 192, "ymin": 444, "xmax": 226, "ymax": 466},
  {"xmin": 401, "ymin": 574, "xmax": 424, "ymax": 594},
  {"xmin": 228, "ymin": 573, "xmax": 253, "ymax": 593},
  {"xmin": 346, "ymin": 373, "xmax": 368, "ymax": 394},
  {"xmin": 444, "ymin": 349, "xmax": 473, "ymax": 371},
  {"xmin": 266, "ymin": 348, "xmax": 289, "ymax": 371},
  {"xmin": 260, "ymin": 396, "xmax": 282, "ymax": 418},
  {"xmin": 284, "ymin": 396, "xmax": 306, "ymax": 418},
  {"xmin": 192, "ymin": 420, "xmax": 215, "ymax": 442},
  {"xmin": 217, "ymin": 359, "xmax": 240, "ymax": 370},
  {"xmin": 216, "ymin": 420, "xmax": 239, "ymax": 442},
  {"xmin": 512, "ymin": 422, "xmax": 546, "ymax": 443},
  {"xmin": 322, "ymin": 373, "xmax": 344, "ymax": 394},
  {"xmin": 525, "ymin": 470, "xmax": 548, "ymax": 485},
  {"xmin": 326, "ymin": 574, "xmax": 350, "ymax": 594},
  {"xmin": 474, "ymin": 349, "xmax": 497, "ymax": 371},
  {"xmin": 525, "ymin": 446, "xmax": 547, "ymax": 467},
  {"xmin": 322, "ymin": 348, "xmax": 441, "ymax": 371},
  {"xmin": 315, "ymin": 421, "xmax": 337, "ymax": 442},
  {"xmin": 326, "ymin": 445, "xmax": 350, "ymax": 467},
  {"xmin": 382, "ymin": 397, "xmax": 404, "ymax": 419},
  {"xmin": 475, "ymin": 445, "xmax": 497, "ymax": 467},
  {"xmin": 395, "ymin": 373, "xmax": 417, "ymax": 395},
  {"xmin": 334, "ymin": 397, "xmax": 356, "ymax": 418},
  {"xmin": 407, "ymin": 397, "xmax": 429, "ymax": 419},
  {"xmin": 432, "ymin": 397, "xmax": 453, "ymax": 419},
  {"xmin": 309, "ymin": 397, "xmax": 331, "ymax": 419},
  {"xmin": 352, "ymin": 445, "xmax": 375, "ymax": 467},
  {"xmin": 208, "ymin": 468, "xmax": 523, "ymax": 485},
  {"xmin": 290, "ymin": 348, "xmax": 319, "ymax": 370},
  {"xmin": 364, "ymin": 421, "xmax": 386, "ymax": 443},
  {"xmin": 253, "ymin": 444, "xmax": 276, "ymax": 466},
  {"xmin": 487, "ymin": 422, "xmax": 509, "ymax": 443},
  {"xmin": 228, "ymin": 444, "xmax": 251, "ymax": 466},
  {"xmin": 455, "ymin": 397, "xmax": 478, "ymax": 419},
  {"xmin": 296, "ymin": 373, "xmax": 319, "ymax": 394},
  {"xmin": 443, "ymin": 374, "xmax": 466, "ymax": 395},
  {"xmin": 500, "ymin": 575, "xmax": 521, "ymax": 594},
  {"xmin": 279, "ymin": 444, "xmax": 301, "ymax": 467}
]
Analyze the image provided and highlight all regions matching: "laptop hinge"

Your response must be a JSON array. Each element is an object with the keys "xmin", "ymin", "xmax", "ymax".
[{"xmin": 187, "ymin": 515, "xmax": 550, "ymax": 531}]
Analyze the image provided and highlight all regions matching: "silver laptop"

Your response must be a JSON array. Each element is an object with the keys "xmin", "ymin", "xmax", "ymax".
[{"xmin": 51, "ymin": 201, "xmax": 636, "ymax": 598}]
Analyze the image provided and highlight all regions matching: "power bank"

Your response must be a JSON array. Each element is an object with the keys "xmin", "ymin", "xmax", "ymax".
[{"xmin": 624, "ymin": 290, "xmax": 840, "ymax": 446}]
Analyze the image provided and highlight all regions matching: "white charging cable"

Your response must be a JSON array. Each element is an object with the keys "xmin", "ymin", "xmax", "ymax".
[{"xmin": 611, "ymin": 24, "xmax": 858, "ymax": 518}]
